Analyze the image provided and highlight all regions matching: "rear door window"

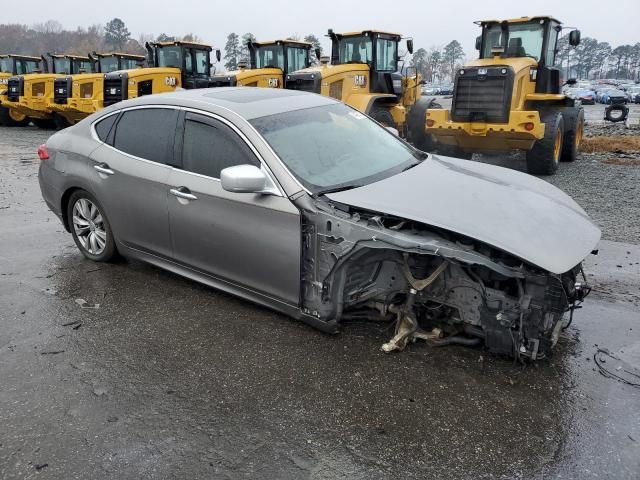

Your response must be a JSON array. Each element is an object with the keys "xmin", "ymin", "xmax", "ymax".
[
  {"xmin": 112, "ymin": 108, "xmax": 179, "ymax": 164},
  {"xmin": 94, "ymin": 113, "xmax": 118, "ymax": 143},
  {"xmin": 180, "ymin": 112, "xmax": 258, "ymax": 178}
]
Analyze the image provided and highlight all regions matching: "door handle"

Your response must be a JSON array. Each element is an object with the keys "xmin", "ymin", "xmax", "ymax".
[
  {"xmin": 94, "ymin": 163, "xmax": 114, "ymax": 175},
  {"xmin": 170, "ymin": 187, "xmax": 198, "ymax": 201}
]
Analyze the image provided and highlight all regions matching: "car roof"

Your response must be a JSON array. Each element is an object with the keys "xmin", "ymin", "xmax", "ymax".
[{"xmin": 109, "ymin": 87, "xmax": 340, "ymax": 120}]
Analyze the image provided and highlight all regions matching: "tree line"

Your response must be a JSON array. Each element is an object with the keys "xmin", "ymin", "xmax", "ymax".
[{"xmin": 410, "ymin": 40, "xmax": 465, "ymax": 83}]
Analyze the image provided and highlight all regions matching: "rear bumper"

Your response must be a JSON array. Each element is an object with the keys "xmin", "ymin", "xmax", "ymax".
[
  {"xmin": 50, "ymin": 99, "xmax": 100, "ymax": 122},
  {"xmin": 426, "ymin": 109, "xmax": 544, "ymax": 152}
]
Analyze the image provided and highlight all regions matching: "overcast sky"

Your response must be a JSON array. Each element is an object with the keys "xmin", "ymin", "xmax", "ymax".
[{"xmin": 6, "ymin": 0, "xmax": 640, "ymax": 59}]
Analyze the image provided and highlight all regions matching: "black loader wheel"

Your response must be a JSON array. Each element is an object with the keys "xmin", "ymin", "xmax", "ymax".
[
  {"xmin": 370, "ymin": 107, "xmax": 396, "ymax": 130},
  {"xmin": 406, "ymin": 96, "xmax": 441, "ymax": 152},
  {"xmin": 561, "ymin": 107, "xmax": 584, "ymax": 162},
  {"xmin": 32, "ymin": 118, "xmax": 57, "ymax": 130},
  {"xmin": 604, "ymin": 104, "xmax": 628, "ymax": 123},
  {"xmin": 526, "ymin": 111, "xmax": 564, "ymax": 175},
  {"xmin": 53, "ymin": 113, "xmax": 70, "ymax": 130},
  {"xmin": 0, "ymin": 106, "xmax": 30, "ymax": 127}
]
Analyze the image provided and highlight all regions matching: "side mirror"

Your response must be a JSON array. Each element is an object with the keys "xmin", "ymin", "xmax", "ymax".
[
  {"xmin": 220, "ymin": 165, "xmax": 268, "ymax": 193},
  {"xmin": 314, "ymin": 48, "xmax": 321, "ymax": 63},
  {"xmin": 406, "ymin": 39, "xmax": 414, "ymax": 55},
  {"xmin": 216, "ymin": 49, "xmax": 222, "ymax": 62},
  {"xmin": 475, "ymin": 36, "xmax": 482, "ymax": 50},
  {"xmin": 569, "ymin": 30, "xmax": 581, "ymax": 47}
]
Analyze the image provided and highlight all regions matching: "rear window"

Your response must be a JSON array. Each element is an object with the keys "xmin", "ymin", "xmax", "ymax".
[
  {"xmin": 112, "ymin": 108, "xmax": 179, "ymax": 163},
  {"xmin": 94, "ymin": 114, "xmax": 118, "ymax": 142}
]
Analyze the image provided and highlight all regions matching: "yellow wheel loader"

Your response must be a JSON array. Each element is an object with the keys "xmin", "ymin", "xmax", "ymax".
[
  {"xmin": 50, "ymin": 52, "xmax": 145, "ymax": 127},
  {"xmin": 210, "ymin": 39, "xmax": 317, "ymax": 88},
  {"xmin": 426, "ymin": 16, "xmax": 584, "ymax": 175},
  {"xmin": 284, "ymin": 29, "xmax": 437, "ymax": 143},
  {"xmin": 1, "ymin": 54, "xmax": 46, "ymax": 126},
  {"xmin": 2, "ymin": 54, "xmax": 93, "ymax": 129},
  {"xmin": 102, "ymin": 41, "xmax": 220, "ymax": 107}
]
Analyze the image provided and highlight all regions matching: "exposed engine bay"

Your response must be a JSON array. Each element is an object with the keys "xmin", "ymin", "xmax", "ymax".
[{"xmin": 294, "ymin": 195, "xmax": 591, "ymax": 361}]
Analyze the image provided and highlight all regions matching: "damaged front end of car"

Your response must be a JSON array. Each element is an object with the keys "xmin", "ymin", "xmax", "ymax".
[{"xmin": 293, "ymin": 194, "xmax": 592, "ymax": 361}]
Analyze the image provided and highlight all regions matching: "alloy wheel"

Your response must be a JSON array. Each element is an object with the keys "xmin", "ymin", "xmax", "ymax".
[{"xmin": 72, "ymin": 198, "xmax": 107, "ymax": 255}]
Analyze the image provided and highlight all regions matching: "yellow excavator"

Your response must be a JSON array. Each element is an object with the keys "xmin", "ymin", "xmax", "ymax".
[
  {"xmin": 210, "ymin": 39, "xmax": 318, "ymax": 88},
  {"xmin": 0, "ymin": 54, "xmax": 45, "ymax": 126},
  {"xmin": 284, "ymin": 29, "xmax": 436, "ymax": 143},
  {"xmin": 426, "ymin": 16, "xmax": 584, "ymax": 175},
  {"xmin": 50, "ymin": 52, "xmax": 145, "ymax": 127},
  {"xmin": 101, "ymin": 41, "xmax": 220, "ymax": 107},
  {"xmin": 2, "ymin": 53, "xmax": 93, "ymax": 128}
]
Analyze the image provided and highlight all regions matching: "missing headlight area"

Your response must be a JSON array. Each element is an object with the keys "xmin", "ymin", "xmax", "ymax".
[{"xmin": 294, "ymin": 195, "xmax": 590, "ymax": 361}]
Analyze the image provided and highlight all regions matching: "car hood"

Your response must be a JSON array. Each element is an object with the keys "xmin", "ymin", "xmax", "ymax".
[{"xmin": 327, "ymin": 155, "xmax": 601, "ymax": 274}]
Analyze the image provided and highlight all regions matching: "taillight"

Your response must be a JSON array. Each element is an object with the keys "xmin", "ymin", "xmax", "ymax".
[
  {"xmin": 524, "ymin": 122, "xmax": 535, "ymax": 131},
  {"xmin": 38, "ymin": 144, "xmax": 49, "ymax": 160},
  {"xmin": 426, "ymin": 119, "xmax": 435, "ymax": 127}
]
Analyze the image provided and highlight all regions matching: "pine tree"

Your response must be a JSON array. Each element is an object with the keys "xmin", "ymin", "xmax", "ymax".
[
  {"xmin": 224, "ymin": 33, "xmax": 240, "ymax": 70},
  {"xmin": 104, "ymin": 18, "xmax": 131, "ymax": 50}
]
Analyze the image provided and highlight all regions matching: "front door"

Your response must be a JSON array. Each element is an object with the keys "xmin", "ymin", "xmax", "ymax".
[{"xmin": 167, "ymin": 111, "xmax": 300, "ymax": 305}]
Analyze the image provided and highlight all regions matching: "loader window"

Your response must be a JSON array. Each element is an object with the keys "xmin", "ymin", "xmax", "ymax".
[
  {"xmin": 338, "ymin": 36, "xmax": 372, "ymax": 65},
  {"xmin": 53, "ymin": 58, "xmax": 72, "ymax": 74},
  {"xmin": 287, "ymin": 47, "xmax": 308, "ymax": 73},
  {"xmin": 256, "ymin": 45, "xmax": 285, "ymax": 70},
  {"xmin": 157, "ymin": 47, "xmax": 182, "ymax": 69},
  {"xmin": 0, "ymin": 58, "xmax": 11, "ymax": 73},
  {"xmin": 194, "ymin": 50, "xmax": 209, "ymax": 75},
  {"xmin": 481, "ymin": 22, "xmax": 545, "ymax": 61},
  {"xmin": 99, "ymin": 57, "xmax": 119, "ymax": 73},
  {"xmin": 121, "ymin": 58, "xmax": 142, "ymax": 70},
  {"xmin": 376, "ymin": 38, "xmax": 397, "ymax": 72}
]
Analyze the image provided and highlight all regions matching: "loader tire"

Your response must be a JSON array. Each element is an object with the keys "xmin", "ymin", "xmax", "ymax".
[
  {"xmin": 407, "ymin": 96, "xmax": 441, "ymax": 152},
  {"xmin": 53, "ymin": 113, "xmax": 70, "ymax": 131},
  {"xmin": 0, "ymin": 106, "xmax": 30, "ymax": 127},
  {"xmin": 32, "ymin": 118, "xmax": 56, "ymax": 130},
  {"xmin": 370, "ymin": 107, "xmax": 396, "ymax": 129},
  {"xmin": 561, "ymin": 107, "xmax": 584, "ymax": 162},
  {"xmin": 526, "ymin": 111, "xmax": 564, "ymax": 175}
]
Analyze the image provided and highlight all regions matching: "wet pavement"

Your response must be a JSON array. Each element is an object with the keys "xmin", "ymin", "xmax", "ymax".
[{"xmin": 1, "ymin": 126, "xmax": 639, "ymax": 479}]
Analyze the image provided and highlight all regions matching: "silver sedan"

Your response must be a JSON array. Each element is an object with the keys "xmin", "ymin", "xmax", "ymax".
[{"xmin": 38, "ymin": 88, "xmax": 600, "ymax": 360}]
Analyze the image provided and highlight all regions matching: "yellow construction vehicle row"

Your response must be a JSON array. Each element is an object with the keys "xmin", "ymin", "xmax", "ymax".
[{"xmin": 0, "ymin": 17, "xmax": 585, "ymax": 175}]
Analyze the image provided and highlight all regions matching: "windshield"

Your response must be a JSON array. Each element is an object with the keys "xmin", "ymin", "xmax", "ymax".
[
  {"xmin": 255, "ymin": 45, "xmax": 284, "ymax": 70},
  {"xmin": 338, "ymin": 35, "xmax": 372, "ymax": 64},
  {"xmin": 250, "ymin": 103, "xmax": 421, "ymax": 193},
  {"xmin": 18, "ymin": 60, "xmax": 40, "ymax": 74},
  {"xmin": 0, "ymin": 58, "xmax": 11, "ymax": 73},
  {"xmin": 72, "ymin": 59, "xmax": 93, "ymax": 73},
  {"xmin": 481, "ymin": 21, "xmax": 545, "ymax": 60},
  {"xmin": 100, "ymin": 57, "xmax": 120, "ymax": 73},
  {"xmin": 286, "ymin": 46, "xmax": 308, "ymax": 73},
  {"xmin": 157, "ymin": 46, "xmax": 182, "ymax": 68}
]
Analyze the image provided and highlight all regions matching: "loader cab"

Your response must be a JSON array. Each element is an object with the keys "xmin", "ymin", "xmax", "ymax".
[
  {"xmin": 49, "ymin": 54, "xmax": 94, "ymax": 75},
  {"xmin": 93, "ymin": 52, "xmax": 145, "ymax": 73},
  {"xmin": 329, "ymin": 30, "xmax": 408, "ymax": 96},
  {"xmin": 476, "ymin": 16, "xmax": 580, "ymax": 94},
  {"xmin": 150, "ymin": 41, "xmax": 214, "ymax": 89},
  {"xmin": 0, "ymin": 55, "xmax": 44, "ymax": 75},
  {"xmin": 249, "ymin": 40, "xmax": 312, "ymax": 74}
]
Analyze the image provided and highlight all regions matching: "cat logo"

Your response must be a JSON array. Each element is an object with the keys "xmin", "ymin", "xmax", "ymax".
[
  {"xmin": 164, "ymin": 76, "xmax": 177, "ymax": 87},
  {"xmin": 268, "ymin": 78, "xmax": 279, "ymax": 88},
  {"xmin": 354, "ymin": 74, "xmax": 366, "ymax": 87}
]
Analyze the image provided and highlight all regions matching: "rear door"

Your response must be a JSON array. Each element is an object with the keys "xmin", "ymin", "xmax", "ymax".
[
  {"xmin": 167, "ymin": 111, "xmax": 300, "ymax": 305},
  {"xmin": 88, "ymin": 107, "xmax": 179, "ymax": 258}
]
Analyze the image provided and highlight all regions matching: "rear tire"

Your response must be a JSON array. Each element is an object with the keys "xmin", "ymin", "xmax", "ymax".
[
  {"xmin": 526, "ymin": 111, "xmax": 564, "ymax": 175},
  {"xmin": 370, "ymin": 107, "xmax": 396, "ymax": 129},
  {"xmin": 67, "ymin": 190, "xmax": 117, "ymax": 262},
  {"xmin": 32, "ymin": 118, "xmax": 56, "ymax": 129},
  {"xmin": 53, "ymin": 113, "xmax": 70, "ymax": 130},
  {"xmin": 0, "ymin": 106, "xmax": 30, "ymax": 127},
  {"xmin": 561, "ymin": 107, "xmax": 584, "ymax": 162}
]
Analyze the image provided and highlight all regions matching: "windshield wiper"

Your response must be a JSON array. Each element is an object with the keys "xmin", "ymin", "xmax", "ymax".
[{"xmin": 314, "ymin": 184, "xmax": 362, "ymax": 197}]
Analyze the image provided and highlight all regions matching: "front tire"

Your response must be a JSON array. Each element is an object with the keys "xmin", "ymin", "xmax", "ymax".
[
  {"xmin": 32, "ymin": 118, "xmax": 56, "ymax": 129},
  {"xmin": 53, "ymin": 113, "xmax": 70, "ymax": 130},
  {"xmin": 526, "ymin": 111, "xmax": 564, "ymax": 175},
  {"xmin": 0, "ymin": 106, "xmax": 30, "ymax": 127},
  {"xmin": 370, "ymin": 107, "xmax": 396, "ymax": 129},
  {"xmin": 67, "ymin": 191, "xmax": 117, "ymax": 262}
]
